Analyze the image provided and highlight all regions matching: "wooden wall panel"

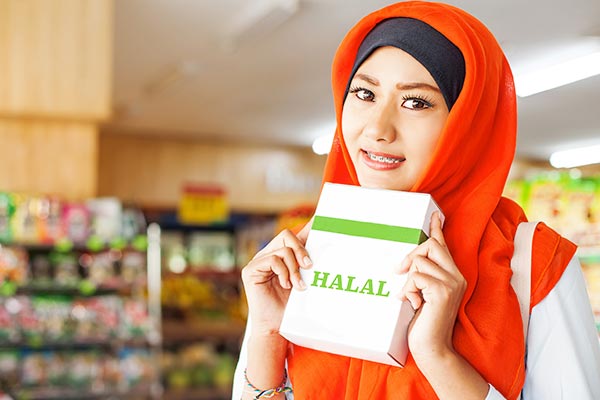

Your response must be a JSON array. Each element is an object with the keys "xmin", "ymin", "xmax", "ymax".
[
  {"xmin": 0, "ymin": 0, "xmax": 113, "ymax": 119},
  {"xmin": 98, "ymin": 134, "xmax": 327, "ymax": 213},
  {"xmin": 0, "ymin": 120, "xmax": 98, "ymax": 199}
]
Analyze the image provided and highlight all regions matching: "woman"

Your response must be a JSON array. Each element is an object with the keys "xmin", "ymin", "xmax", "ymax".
[{"xmin": 233, "ymin": 2, "xmax": 600, "ymax": 399}]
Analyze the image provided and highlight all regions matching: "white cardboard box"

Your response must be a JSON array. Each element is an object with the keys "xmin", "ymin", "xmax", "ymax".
[{"xmin": 279, "ymin": 183, "xmax": 444, "ymax": 367}]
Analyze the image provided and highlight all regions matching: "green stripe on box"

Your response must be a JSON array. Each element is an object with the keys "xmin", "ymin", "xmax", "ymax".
[{"xmin": 312, "ymin": 216, "xmax": 428, "ymax": 244}]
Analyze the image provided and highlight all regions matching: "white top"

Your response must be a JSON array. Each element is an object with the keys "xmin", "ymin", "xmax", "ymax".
[{"xmin": 232, "ymin": 256, "xmax": 600, "ymax": 399}]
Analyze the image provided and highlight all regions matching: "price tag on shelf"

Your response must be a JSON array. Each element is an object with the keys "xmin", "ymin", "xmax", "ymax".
[{"xmin": 178, "ymin": 184, "xmax": 229, "ymax": 225}]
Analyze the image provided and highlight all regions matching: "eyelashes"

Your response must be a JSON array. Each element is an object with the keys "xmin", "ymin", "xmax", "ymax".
[
  {"xmin": 348, "ymin": 85, "xmax": 437, "ymax": 109},
  {"xmin": 349, "ymin": 86, "xmax": 374, "ymax": 101},
  {"xmin": 401, "ymin": 93, "xmax": 434, "ymax": 104},
  {"xmin": 401, "ymin": 94, "xmax": 435, "ymax": 109}
]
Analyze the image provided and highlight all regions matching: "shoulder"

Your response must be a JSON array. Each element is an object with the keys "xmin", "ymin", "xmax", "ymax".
[{"xmin": 530, "ymin": 222, "xmax": 577, "ymax": 307}]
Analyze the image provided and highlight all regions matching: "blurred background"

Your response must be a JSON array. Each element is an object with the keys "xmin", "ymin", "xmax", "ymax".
[{"xmin": 1, "ymin": 0, "xmax": 599, "ymax": 399}]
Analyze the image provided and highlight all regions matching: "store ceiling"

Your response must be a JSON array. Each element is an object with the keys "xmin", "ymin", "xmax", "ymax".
[{"xmin": 105, "ymin": 0, "xmax": 600, "ymax": 161}]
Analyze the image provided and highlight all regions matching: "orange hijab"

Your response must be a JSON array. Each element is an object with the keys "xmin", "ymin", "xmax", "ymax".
[{"xmin": 287, "ymin": 2, "xmax": 576, "ymax": 399}]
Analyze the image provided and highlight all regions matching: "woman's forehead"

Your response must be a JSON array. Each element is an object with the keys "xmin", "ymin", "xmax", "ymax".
[{"xmin": 353, "ymin": 46, "xmax": 440, "ymax": 88}]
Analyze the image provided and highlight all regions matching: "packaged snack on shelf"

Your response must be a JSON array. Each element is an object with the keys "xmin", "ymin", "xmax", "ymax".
[
  {"xmin": 0, "ymin": 350, "xmax": 19, "ymax": 387},
  {"xmin": 235, "ymin": 217, "xmax": 277, "ymax": 267},
  {"xmin": 213, "ymin": 351, "xmax": 237, "ymax": 390},
  {"xmin": 17, "ymin": 296, "xmax": 43, "ymax": 345},
  {"xmin": 0, "ymin": 246, "xmax": 29, "ymax": 284},
  {"xmin": 47, "ymin": 351, "xmax": 70, "ymax": 388},
  {"xmin": 121, "ymin": 206, "xmax": 147, "ymax": 242},
  {"xmin": 11, "ymin": 195, "xmax": 40, "ymax": 244},
  {"xmin": 559, "ymin": 178, "xmax": 597, "ymax": 240},
  {"xmin": 34, "ymin": 296, "xmax": 74, "ymax": 342},
  {"xmin": 0, "ymin": 192, "xmax": 16, "ymax": 243},
  {"xmin": 0, "ymin": 298, "xmax": 20, "ymax": 343},
  {"xmin": 51, "ymin": 252, "xmax": 80, "ymax": 286},
  {"xmin": 118, "ymin": 348, "xmax": 157, "ymax": 391},
  {"xmin": 120, "ymin": 298, "xmax": 150, "ymax": 341},
  {"xmin": 187, "ymin": 231, "xmax": 235, "ymax": 271},
  {"xmin": 74, "ymin": 296, "xmax": 120, "ymax": 341},
  {"xmin": 182, "ymin": 343, "xmax": 219, "ymax": 388},
  {"xmin": 87, "ymin": 198, "xmax": 123, "ymax": 245},
  {"xmin": 87, "ymin": 251, "xmax": 118, "ymax": 287},
  {"xmin": 31, "ymin": 254, "xmax": 53, "ymax": 285},
  {"xmin": 161, "ymin": 231, "xmax": 187, "ymax": 274},
  {"xmin": 120, "ymin": 250, "xmax": 147, "ymax": 287},
  {"xmin": 161, "ymin": 274, "xmax": 215, "ymax": 313},
  {"xmin": 68, "ymin": 351, "xmax": 99, "ymax": 390},
  {"xmin": 21, "ymin": 351, "xmax": 48, "ymax": 387},
  {"xmin": 38, "ymin": 196, "xmax": 64, "ymax": 245},
  {"xmin": 526, "ymin": 173, "xmax": 564, "ymax": 228},
  {"xmin": 101, "ymin": 354, "xmax": 122, "ymax": 390},
  {"xmin": 61, "ymin": 203, "xmax": 91, "ymax": 245}
]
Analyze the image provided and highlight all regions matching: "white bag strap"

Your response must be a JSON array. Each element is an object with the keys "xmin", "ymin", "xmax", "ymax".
[
  {"xmin": 510, "ymin": 222, "xmax": 538, "ymax": 344},
  {"xmin": 510, "ymin": 221, "xmax": 539, "ymax": 344}
]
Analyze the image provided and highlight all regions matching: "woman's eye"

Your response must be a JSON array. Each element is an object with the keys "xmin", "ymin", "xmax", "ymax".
[
  {"xmin": 402, "ymin": 98, "xmax": 432, "ymax": 110},
  {"xmin": 353, "ymin": 88, "xmax": 375, "ymax": 101}
]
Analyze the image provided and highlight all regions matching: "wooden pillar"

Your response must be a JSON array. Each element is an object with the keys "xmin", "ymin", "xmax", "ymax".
[{"xmin": 0, "ymin": 0, "xmax": 113, "ymax": 199}]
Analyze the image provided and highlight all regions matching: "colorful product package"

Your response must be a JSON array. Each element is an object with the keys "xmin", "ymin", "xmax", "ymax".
[
  {"xmin": 11, "ymin": 195, "xmax": 40, "ymax": 244},
  {"xmin": 0, "ymin": 298, "xmax": 20, "ymax": 343},
  {"xmin": 0, "ymin": 192, "xmax": 16, "ymax": 243},
  {"xmin": 38, "ymin": 196, "xmax": 64, "ymax": 245},
  {"xmin": 87, "ymin": 198, "xmax": 123, "ymax": 245},
  {"xmin": 61, "ymin": 203, "xmax": 91, "ymax": 245},
  {"xmin": 280, "ymin": 183, "xmax": 444, "ymax": 367}
]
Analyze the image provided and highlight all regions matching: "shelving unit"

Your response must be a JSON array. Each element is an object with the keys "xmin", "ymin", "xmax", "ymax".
[
  {"xmin": 143, "ymin": 209, "xmax": 277, "ymax": 400},
  {"xmin": 0, "ymin": 224, "xmax": 163, "ymax": 400}
]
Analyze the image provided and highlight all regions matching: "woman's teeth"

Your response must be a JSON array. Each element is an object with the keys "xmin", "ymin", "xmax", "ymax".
[{"xmin": 367, "ymin": 152, "xmax": 402, "ymax": 164}]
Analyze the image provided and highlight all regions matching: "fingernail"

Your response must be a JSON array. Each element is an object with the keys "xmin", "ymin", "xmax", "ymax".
[
  {"xmin": 298, "ymin": 280, "xmax": 307, "ymax": 290},
  {"xmin": 303, "ymin": 256, "xmax": 313, "ymax": 268}
]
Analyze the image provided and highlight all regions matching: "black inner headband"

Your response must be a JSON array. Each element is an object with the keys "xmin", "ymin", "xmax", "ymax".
[{"xmin": 345, "ymin": 17, "xmax": 465, "ymax": 110}]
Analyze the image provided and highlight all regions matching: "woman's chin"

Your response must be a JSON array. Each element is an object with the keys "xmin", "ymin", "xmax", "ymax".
[{"xmin": 357, "ymin": 175, "xmax": 412, "ymax": 192}]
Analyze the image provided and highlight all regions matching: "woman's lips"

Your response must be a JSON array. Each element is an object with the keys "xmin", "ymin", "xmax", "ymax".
[{"xmin": 360, "ymin": 149, "xmax": 405, "ymax": 170}]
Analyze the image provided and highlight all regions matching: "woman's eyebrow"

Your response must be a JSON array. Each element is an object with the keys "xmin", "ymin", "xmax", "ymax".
[
  {"xmin": 353, "ymin": 74, "xmax": 441, "ymax": 94},
  {"xmin": 354, "ymin": 73, "xmax": 379, "ymax": 86},
  {"xmin": 396, "ymin": 82, "xmax": 441, "ymax": 93}
]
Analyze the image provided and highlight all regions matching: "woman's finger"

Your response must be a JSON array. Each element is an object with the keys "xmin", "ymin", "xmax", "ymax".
[
  {"xmin": 428, "ymin": 211, "xmax": 447, "ymax": 248},
  {"xmin": 296, "ymin": 217, "xmax": 314, "ymax": 244},
  {"xmin": 398, "ymin": 236, "xmax": 456, "ymax": 276},
  {"xmin": 247, "ymin": 246, "xmax": 307, "ymax": 290},
  {"xmin": 244, "ymin": 254, "xmax": 291, "ymax": 288},
  {"xmin": 405, "ymin": 255, "xmax": 452, "ymax": 283},
  {"xmin": 254, "ymin": 228, "xmax": 313, "ymax": 270},
  {"xmin": 399, "ymin": 271, "xmax": 444, "ymax": 310}
]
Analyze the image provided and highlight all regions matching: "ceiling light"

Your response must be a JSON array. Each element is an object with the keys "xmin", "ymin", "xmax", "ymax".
[
  {"xmin": 312, "ymin": 133, "xmax": 334, "ymax": 155},
  {"xmin": 224, "ymin": 0, "xmax": 299, "ymax": 49},
  {"xmin": 514, "ymin": 50, "xmax": 600, "ymax": 97},
  {"xmin": 549, "ymin": 144, "xmax": 600, "ymax": 168}
]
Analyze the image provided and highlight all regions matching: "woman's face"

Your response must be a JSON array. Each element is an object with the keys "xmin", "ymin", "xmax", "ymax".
[{"xmin": 342, "ymin": 46, "xmax": 450, "ymax": 191}]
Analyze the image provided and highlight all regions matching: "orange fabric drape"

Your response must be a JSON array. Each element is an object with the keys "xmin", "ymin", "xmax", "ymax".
[{"xmin": 287, "ymin": 2, "xmax": 576, "ymax": 399}]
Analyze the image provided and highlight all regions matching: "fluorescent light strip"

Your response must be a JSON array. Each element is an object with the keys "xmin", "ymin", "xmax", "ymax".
[
  {"xmin": 549, "ymin": 144, "xmax": 600, "ymax": 168},
  {"xmin": 515, "ymin": 51, "xmax": 600, "ymax": 97}
]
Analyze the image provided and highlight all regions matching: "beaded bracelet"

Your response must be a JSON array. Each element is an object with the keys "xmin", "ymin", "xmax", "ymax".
[{"xmin": 244, "ymin": 368, "xmax": 293, "ymax": 399}]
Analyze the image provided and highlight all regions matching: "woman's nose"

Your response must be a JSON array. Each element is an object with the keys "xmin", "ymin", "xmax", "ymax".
[{"xmin": 362, "ymin": 101, "xmax": 397, "ymax": 142}]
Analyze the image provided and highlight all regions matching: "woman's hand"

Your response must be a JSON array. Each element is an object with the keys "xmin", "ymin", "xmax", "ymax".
[
  {"xmin": 398, "ymin": 212, "xmax": 467, "ymax": 366},
  {"xmin": 241, "ymin": 220, "xmax": 313, "ymax": 337}
]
